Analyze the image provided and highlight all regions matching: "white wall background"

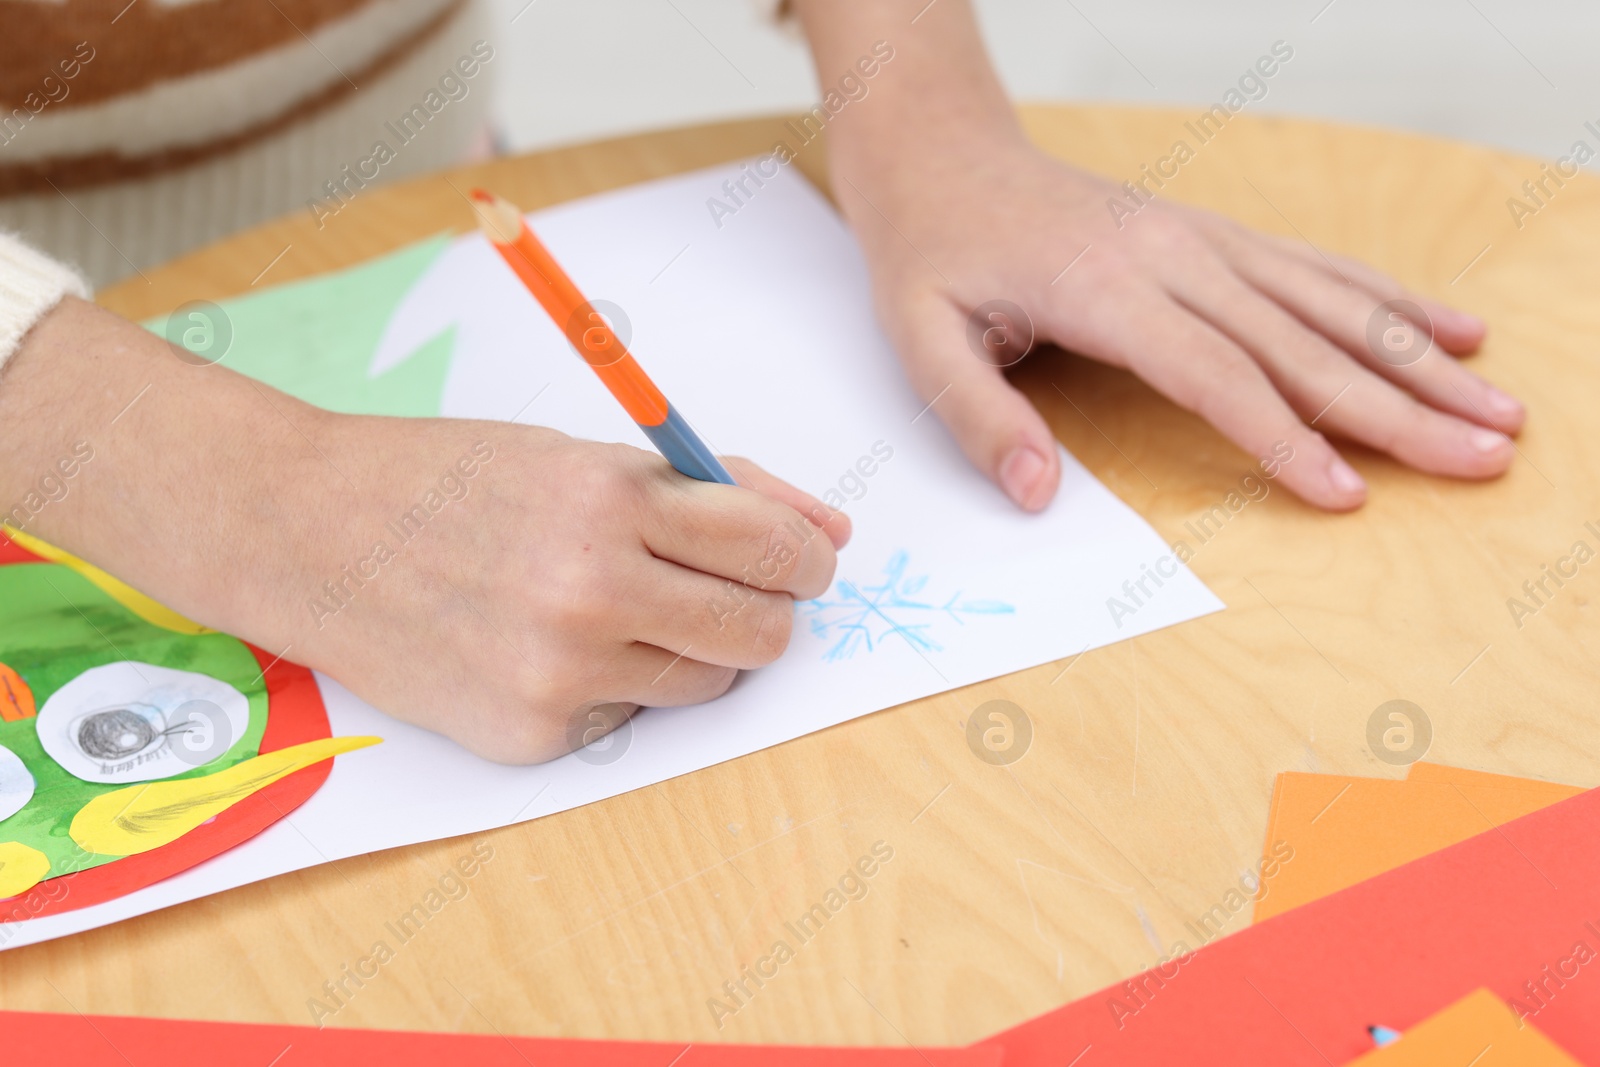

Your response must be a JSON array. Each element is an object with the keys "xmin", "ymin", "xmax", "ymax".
[{"xmin": 483, "ymin": 0, "xmax": 1598, "ymax": 161}]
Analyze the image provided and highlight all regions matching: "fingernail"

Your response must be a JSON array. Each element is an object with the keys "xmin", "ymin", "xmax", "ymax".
[
  {"xmin": 999, "ymin": 446, "xmax": 1047, "ymax": 510},
  {"xmin": 1443, "ymin": 307, "xmax": 1485, "ymax": 332},
  {"xmin": 1327, "ymin": 456, "xmax": 1365, "ymax": 495},
  {"xmin": 1486, "ymin": 387, "xmax": 1522, "ymax": 418},
  {"xmin": 1470, "ymin": 427, "xmax": 1510, "ymax": 454}
]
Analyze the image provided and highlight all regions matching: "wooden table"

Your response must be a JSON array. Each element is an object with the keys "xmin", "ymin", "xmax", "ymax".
[{"xmin": 5, "ymin": 105, "xmax": 1596, "ymax": 1048}]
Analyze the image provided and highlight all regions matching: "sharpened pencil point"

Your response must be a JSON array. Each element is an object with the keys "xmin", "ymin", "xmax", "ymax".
[{"xmin": 469, "ymin": 188, "xmax": 524, "ymax": 245}]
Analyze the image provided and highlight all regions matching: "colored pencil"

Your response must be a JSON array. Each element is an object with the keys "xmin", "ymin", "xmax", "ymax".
[{"xmin": 469, "ymin": 188, "xmax": 734, "ymax": 485}]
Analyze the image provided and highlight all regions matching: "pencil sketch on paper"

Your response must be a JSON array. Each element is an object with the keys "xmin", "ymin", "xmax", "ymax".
[{"xmin": 802, "ymin": 550, "xmax": 1014, "ymax": 661}]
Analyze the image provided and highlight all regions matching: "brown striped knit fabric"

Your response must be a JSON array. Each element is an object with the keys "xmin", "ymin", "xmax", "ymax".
[
  {"xmin": 0, "ymin": 0, "xmax": 378, "ymax": 108},
  {"xmin": 0, "ymin": 0, "xmax": 496, "ymax": 285}
]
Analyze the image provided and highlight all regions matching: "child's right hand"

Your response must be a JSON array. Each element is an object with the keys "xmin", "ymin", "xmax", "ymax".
[
  {"xmin": 290, "ymin": 421, "xmax": 850, "ymax": 763},
  {"xmin": 0, "ymin": 298, "xmax": 848, "ymax": 764}
]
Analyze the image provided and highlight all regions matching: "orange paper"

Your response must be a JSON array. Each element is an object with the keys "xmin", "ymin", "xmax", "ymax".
[
  {"xmin": 980, "ymin": 784, "xmax": 1600, "ymax": 1063},
  {"xmin": 1350, "ymin": 988, "xmax": 1580, "ymax": 1065},
  {"xmin": 1254, "ymin": 763, "xmax": 1584, "ymax": 921},
  {"xmin": 1404, "ymin": 761, "xmax": 1586, "ymax": 800}
]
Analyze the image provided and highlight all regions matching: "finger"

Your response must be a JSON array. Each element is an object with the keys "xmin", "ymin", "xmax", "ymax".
[
  {"xmin": 602, "ymin": 642, "xmax": 739, "ymax": 708},
  {"xmin": 1089, "ymin": 291, "xmax": 1366, "ymax": 510},
  {"xmin": 1210, "ymin": 232, "xmax": 1523, "ymax": 432},
  {"xmin": 629, "ymin": 558, "xmax": 798, "ymax": 670},
  {"xmin": 1269, "ymin": 239, "xmax": 1487, "ymax": 355},
  {"xmin": 893, "ymin": 292, "xmax": 1060, "ymax": 511},
  {"xmin": 719, "ymin": 455, "xmax": 851, "ymax": 550},
  {"xmin": 1404, "ymin": 293, "xmax": 1487, "ymax": 356},
  {"xmin": 643, "ymin": 478, "xmax": 838, "ymax": 600},
  {"xmin": 1180, "ymin": 208, "xmax": 1488, "ymax": 355},
  {"xmin": 1355, "ymin": 302, "xmax": 1523, "ymax": 435},
  {"xmin": 1173, "ymin": 266, "xmax": 1514, "ymax": 479}
]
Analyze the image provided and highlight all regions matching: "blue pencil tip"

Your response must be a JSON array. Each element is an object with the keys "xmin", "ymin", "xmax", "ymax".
[{"xmin": 1368, "ymin": 1024, "xmax": 1403, "ymax": 1047}]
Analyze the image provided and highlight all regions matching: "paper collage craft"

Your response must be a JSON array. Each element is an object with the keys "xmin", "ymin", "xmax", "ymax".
[
  {"xmin": 0, "ymin": 531, "xmax": 377, "ymax": 922},
  {"xmin": 1350, "ymin": 989, "xmax": 1579, "ymax": 1065},
  {"xmin": 3, "ymin": 162, "xmax": 1220, "ymax": 948},
  {"xmin": 1255, "ymin": 762, "xmax": 1585, "ymax": 921}
]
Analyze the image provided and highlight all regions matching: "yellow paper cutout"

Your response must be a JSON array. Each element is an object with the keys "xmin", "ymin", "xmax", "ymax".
[
  {"xmin": 0, "ymin": 841, "xmax": 51, "ymax": 899},
  {"xmin": 70, "ymin": 736, "xmax": 380, "ymax": 857},
  {"xmin": 3, "ymin": 527, "xmax": 211, "ymax": 636},
  {"xmin": 1350, "ymin": 988, "xmax": 1580, "ymax": 1065}
]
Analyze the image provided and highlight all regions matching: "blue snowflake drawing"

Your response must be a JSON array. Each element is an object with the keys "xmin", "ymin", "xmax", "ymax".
[{"xmin": 802, "ymin": 550, "xmax": 1015, "ymax": 661}]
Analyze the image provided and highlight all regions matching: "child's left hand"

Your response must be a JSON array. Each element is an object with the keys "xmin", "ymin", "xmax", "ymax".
[
  {"xmin": 795, "ymin": 0, "xmax": 1524, "ymax": 514},
  {"xmin": 834, "ymin": 133, "xmax": 1522, "ymax": 513}
]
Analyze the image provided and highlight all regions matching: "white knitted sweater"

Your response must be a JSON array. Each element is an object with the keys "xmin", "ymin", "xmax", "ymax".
[{"xmin": 0, "ymin": 232, "xmax": 87, "ymax": 371}]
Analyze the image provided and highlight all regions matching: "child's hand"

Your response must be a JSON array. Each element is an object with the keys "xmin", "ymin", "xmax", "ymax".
[
  {"xmin": 836, "ymin": 137, "xmax": 1522, "ymax": 513},
  {"xmin": 795, "ymin": 0, "xmax": 1525, "ymax": 513},
  {"xmin": 295, "ymin": 422, "xmax": 849, "ymax": 763},
  {"xmin": 0, "ymin": 299, "xmax": 848, "ymax": 765}
]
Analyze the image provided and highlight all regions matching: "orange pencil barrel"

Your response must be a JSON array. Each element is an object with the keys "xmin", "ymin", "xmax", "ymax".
[{"xmin": 473, "ymin": 190, "xmax": 669, "ymax": 426}]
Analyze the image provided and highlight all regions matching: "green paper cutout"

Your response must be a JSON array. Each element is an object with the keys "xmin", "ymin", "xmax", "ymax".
[{"xmin": 143, "ymin": 234, "xmax": 456, "ymax": 417}]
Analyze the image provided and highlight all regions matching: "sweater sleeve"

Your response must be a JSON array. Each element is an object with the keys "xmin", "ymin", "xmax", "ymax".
[{"xmin": 0, "ymin": 233, "xmax": 90, "ymax": 373}]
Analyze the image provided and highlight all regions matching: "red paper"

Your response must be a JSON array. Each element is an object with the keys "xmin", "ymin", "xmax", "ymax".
[
  {"xmin": 0, "ymin": 1009, "xmax": 1002, "ymax": 1066},
  {"xmin": 0, "ymin": 532, "xmax": 43, "ymax": 566},
  {"xmin": 977, "ymin": 786, "xmax": 1600, "ymax": 1064}
]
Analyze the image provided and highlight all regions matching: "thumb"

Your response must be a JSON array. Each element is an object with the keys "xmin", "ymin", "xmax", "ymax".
[{"xmin": 897, "ymin": 295, "xmax": 1061, "ymax": 511}]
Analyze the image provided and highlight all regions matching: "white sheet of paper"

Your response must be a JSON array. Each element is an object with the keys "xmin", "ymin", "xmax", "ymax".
[{"xmin": 5, "ymin": 163, "xmax": 1222, "ymax": 949}]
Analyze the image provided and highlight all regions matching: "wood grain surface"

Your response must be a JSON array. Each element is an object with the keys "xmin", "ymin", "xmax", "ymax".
[{"xmin": 4, "ymin": 105, "xmax": 1596, "ymax": 1048}]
